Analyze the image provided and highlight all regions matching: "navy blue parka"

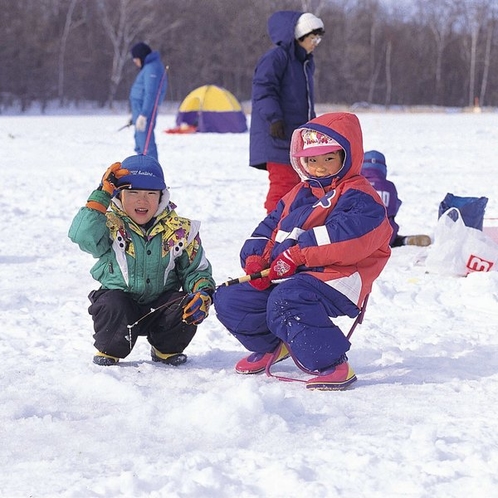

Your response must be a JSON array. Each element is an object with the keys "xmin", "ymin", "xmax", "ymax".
[{"xmin": 249, "ymin": 11, "xmax": 316, "ymax": 170}]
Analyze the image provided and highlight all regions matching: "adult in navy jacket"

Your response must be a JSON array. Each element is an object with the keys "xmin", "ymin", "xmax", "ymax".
[
  {"xmin": 129, "ymin": 42, "xmax": 167, "ymax": 161},
  {"xmin": 250, "ymin": 11, "xmax": 325, "ymax": 213}
]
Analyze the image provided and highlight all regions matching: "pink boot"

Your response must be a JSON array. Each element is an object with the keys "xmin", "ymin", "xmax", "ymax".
[
  {"xmin": 235, "ymin": 343, "xmax": 289, "ymax": 374},
  {"xmin": 306, "ymin": 361, "xmax": 357, "ymax": 391}
]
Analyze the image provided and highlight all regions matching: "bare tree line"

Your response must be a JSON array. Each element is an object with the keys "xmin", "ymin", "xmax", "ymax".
[{"xmin": 1, "ymin": 0, "xmax": 497, "ymax": 112}]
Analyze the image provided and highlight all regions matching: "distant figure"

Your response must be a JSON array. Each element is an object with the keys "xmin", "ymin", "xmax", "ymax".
[
  {"xmin": 361, "ymin": 150, "xmax": 431, "ymax": 247},
  {"xmin": 129, "ymin": 42, "xmax": 167, "ymax": 161},
  {"xmin": 249, "ymin": 11, "xmax": 325, "ymax": 213}
]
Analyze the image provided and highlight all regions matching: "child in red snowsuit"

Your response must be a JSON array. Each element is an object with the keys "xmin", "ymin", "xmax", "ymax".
[{"xmin": 214, "ymin": 112, "xmax": 392, "ymax": 390}]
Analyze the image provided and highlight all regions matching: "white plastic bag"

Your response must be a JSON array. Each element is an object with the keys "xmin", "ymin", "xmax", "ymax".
[{"xmin": 425, "ymin": 208, "xmax": 498, "ymax": 276}]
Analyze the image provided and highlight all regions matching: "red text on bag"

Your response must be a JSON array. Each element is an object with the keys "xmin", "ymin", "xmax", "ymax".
[{"xmin": 466, "ymin": 254, "xmax": 494, "ymax": 273}]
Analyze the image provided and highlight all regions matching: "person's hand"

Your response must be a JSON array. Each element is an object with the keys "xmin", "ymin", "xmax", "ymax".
[
  {"xmin": 100, "ymin": 162, "xmax": 130, "ymax": 195},
  {"xmin": 268, "ymin": 249, "xmax": 302, "ymax": 281},
  {"xmin": 269, "ymin": 120, "xmax": 285, "ymax": 139},
  {"xmin": 245, "ymin": 255, "xmax": 271, "ymax": 291},
  {"xmin": 182, "ymin": 291, "xmax": 212, "ymax": 325},
  {"xmin": 135, "ymin": 114, "xmax": 147, "ymax": 132},
  {"xmin": 86, "ymin": 162, "xmax": 130, "ymax": 213}
]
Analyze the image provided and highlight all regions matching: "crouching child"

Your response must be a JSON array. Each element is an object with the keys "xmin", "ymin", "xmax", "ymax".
[
  {"xmin": 213, "ymin": 112, "xmax": 392, "ymax": 390},
  {"xmin": 69, "ymin": 154, "xmax": 215, "ymax": 366},
  {"xmin": 361, "ymin": 150, "xmax": 431, "ymax": 247}
]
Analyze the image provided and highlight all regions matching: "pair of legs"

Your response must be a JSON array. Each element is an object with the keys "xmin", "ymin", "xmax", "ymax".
[
  {"xmin": 213, "ymin": 274, "xmax": 359, "ymax": 372},
  {"xmin": 134, "ymin": 119, "xmax": 158, "ymax": 160},
  {"xmin": 88, "ymin": 289, "xmax": 196, "ymax": 359},
  {"xmin": 264, "ymin": 162, "xmax": 301, "ymax": 214}
]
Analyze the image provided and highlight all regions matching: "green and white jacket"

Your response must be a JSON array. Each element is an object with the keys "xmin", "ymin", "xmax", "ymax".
[{"xmin": 69, "ymin": 191, "xmax": 215, "ymax": 304}]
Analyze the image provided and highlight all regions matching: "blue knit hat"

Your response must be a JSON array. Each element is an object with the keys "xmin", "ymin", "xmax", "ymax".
[
  {"xmin": 362, "ymin": 150, "xmax": 387, "ymax": 177},
  {"xmin": 117, "ymin": 155, "xmax": 166, "ymax": 190}
]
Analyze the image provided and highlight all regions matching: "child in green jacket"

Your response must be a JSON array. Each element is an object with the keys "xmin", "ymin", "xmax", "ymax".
[{"xmin": 69, "ymin": 154, "xmax": 215, "ymax": 366}]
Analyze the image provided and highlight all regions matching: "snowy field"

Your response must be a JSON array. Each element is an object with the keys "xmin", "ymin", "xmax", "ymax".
[{"xmin": 1, "ymin": 110, "xmax": 498, "ymax": 497}]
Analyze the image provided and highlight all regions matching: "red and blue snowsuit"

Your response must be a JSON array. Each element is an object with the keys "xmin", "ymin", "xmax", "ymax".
[{"xmin": 214, "ymin": 113, "xmax": 392, "ymax": 372}]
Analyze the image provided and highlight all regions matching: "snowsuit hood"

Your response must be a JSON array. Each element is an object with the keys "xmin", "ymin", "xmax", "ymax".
[
  {"xmin": 241, "ymin": 113, "xmax": 392, "ymax": 308},
  {"xmin": 268, "ymin": 11, "xmax": 303, "ymax": 51},
  {"xmin": 362, "ymin": 150, "xmax": 387, "ymax": 178},
  {"xmin": 290, "ymin": 112, "xmax": 364, "ymax": 183}
]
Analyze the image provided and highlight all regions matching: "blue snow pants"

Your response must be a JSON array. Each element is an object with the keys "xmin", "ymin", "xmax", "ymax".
[
  {"xmin": 213, "ymin": 273, "xmax": 360, "ymax": 371},
  {"xmin": 134, "ymin": 117, "xmax": 159, "ymax": 160}
]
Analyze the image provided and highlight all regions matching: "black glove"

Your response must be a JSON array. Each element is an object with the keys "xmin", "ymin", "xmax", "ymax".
[{"xmin": 269, "ymin": 120, "xmax": 286, "ymax": 139}]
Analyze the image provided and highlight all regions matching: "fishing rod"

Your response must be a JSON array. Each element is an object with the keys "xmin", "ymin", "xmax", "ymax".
[
  {"xmin": 117, "ymin": 119, "xmax": 132, "ymax": 131},
  {"xmin": 217, "ymin": 269, "xmax": 270, "ymax": 287},
  {"xmin": 124, "ymin": 269, "xmax": 270, "ymax": 348}
]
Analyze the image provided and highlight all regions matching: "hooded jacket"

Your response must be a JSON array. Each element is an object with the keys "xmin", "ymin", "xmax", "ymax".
[
  {"xmin": 361, "ymin": 167, "xmax": 402, "ymax": 245},
  {"xmin": 129, "ymin": 51, "xmax": 167, "ymax": 124},
  {"xmin": 241, "ymin": 112, "xmax": 392, "ymax": 307},
  {"xmin": 250, "ymin": 11, "xmax": 316, "ymax": 169},
  {"xmin": 69, "ymin": 191, "xmax": 215, "ymax": 305}
]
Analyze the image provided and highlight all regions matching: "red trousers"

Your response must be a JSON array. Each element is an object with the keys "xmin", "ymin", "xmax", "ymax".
[{"xmin": 264, "ymin": 162, "xmax": 301, "ymax": 213}]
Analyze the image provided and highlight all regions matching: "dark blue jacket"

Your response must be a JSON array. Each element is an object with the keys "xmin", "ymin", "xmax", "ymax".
[
  {"xmin": 250, "ymin": 11, "xmax": 316, "ymax": 169},
  {"xmin": 129, "ymin": 51, "xmax": 167, "ymax": 123}
]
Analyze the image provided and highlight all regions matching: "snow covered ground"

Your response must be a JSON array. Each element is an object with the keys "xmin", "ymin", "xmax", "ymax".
[{"xmin": 1, "ymin": 110, "xmax": 498, "ymax": 497}]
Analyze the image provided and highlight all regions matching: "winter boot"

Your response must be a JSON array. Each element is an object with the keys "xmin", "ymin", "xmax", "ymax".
[
  {"xmin": 403, "ymin": 235, "xmax": 431, "ymax": 246},
  {"xmin": 305, "ymin": 361, "xmax": 357, "ymax": 391},
  {"xmin": 93, "ymin": 351, "xmax": 119, "ymax": 366},
  {"xmin": 235, "ymin": 342, "xmax": 289, "ymax": 374},
  {"xmin": 151, "ymin": 346, "xmax": 187, "ymax": 366}
]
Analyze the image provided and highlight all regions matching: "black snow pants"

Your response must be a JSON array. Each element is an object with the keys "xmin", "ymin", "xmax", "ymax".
[{"xmin": 88, "ymin": 289, "xmax": 196, "ymax": 359}]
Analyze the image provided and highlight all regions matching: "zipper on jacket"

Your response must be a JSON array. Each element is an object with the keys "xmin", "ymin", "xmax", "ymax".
[{"xmin": 304, "ymin": 60, "xmax": 312, "ymax": 120}]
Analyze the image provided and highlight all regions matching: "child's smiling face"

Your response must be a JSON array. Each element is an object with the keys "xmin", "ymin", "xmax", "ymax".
[
  {"xmin": 121, "ymin": 189, "xmax": 161, "ymax": 225},
  {"xmin": 304, "ymin": 151, "xmax": 344, "ymax": 177}
]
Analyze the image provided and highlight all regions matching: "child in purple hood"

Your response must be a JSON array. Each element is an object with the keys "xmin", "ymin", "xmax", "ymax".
[{"xmin": 361, "ymin": 150, "xmax": 431, "ymax": 247}]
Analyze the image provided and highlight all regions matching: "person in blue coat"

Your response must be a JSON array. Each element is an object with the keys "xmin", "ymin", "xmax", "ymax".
[
  {"xmin": 250, "ymin": 11, "xmax": 325, "ymax": 213},
  {"xmin": 129, "ymin": 42, "xmax": 167, "ymax": 161}
]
